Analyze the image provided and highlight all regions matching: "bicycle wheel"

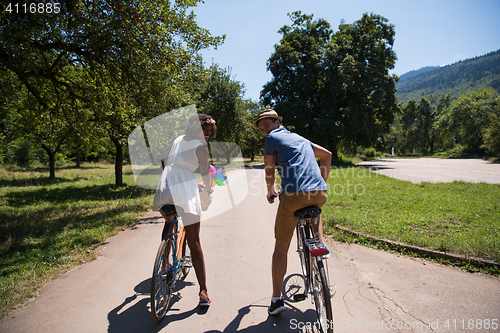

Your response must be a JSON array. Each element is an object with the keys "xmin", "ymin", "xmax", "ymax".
[
  {"xmin": 282, "ymin": 273, "xmax": 306, "ymax": 302},
  {"xmin": 151, "ymin": 237, "xmax": 175, "ymax": 323},
  {"xmin": 181, "ymin": 236, "xmax": 191, "ymax": 277},
  {"xmin": 311, "ymin": 258, "xmax": 333, "ymax": 333}
]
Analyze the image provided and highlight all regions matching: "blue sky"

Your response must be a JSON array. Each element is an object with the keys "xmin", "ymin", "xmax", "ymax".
[{"xmin": 192, "ymin": 0, "xmax": 500, "ymax": 101}]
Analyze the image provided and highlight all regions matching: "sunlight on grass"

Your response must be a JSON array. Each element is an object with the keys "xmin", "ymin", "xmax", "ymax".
[
  {"xmin": 322, "ymin": 166, "xmax": 500, "ymax": 262},
  {"xmin": 0, "ymin": 163, "xmax": 155, "ymax": 318}
]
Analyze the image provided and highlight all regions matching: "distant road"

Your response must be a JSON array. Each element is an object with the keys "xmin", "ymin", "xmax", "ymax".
[{"xmin": 357, "ymin": 158, "xmax": 500, "ymax": 184}]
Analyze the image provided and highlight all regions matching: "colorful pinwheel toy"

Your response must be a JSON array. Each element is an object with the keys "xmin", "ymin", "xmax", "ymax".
[
  {"xmin": 210, "ymin": 165, "xmax": 227, "ymax": 187},
  {"xmin": 198, "ymin": 165, "xmax": 227, "ymax": 189}
]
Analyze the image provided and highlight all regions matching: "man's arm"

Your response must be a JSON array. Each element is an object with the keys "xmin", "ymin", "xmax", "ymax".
[
  {"xmin": 312, "ymin": 144, "xmax": 332, "ymax": 183},
  {"xmin": 264, "ymin": 154, "xmax": 278, "ymax": 203}
]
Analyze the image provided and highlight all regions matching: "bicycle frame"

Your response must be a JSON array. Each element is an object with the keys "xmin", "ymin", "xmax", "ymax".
[
  {"xmin": 295, "ymin": 210, "xmax": 333, "ymax": 333},
  {"xmin": 164, "ymin": 215, "xmax": 187, "ymax": 280},
  {"xmin": 296, "ymin": 217, "xmax": 328, "ymax": 296},
  {"xmin": 151, "ymin": 209, "xmax": 191, "ymax": 323}
]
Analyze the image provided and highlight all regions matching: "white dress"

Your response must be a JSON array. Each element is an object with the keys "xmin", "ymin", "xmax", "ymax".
[{"xmin": 153, "ymin": 135, "xmax": 204, "ymax": 222}]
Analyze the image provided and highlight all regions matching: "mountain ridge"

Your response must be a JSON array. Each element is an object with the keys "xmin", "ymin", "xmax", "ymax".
[
  {"xmin": 397, "ymin": 66, "xmax": 441, "ymax": 83},
  {"xmin": 395, "ymin": 49, "xmax": 500, "ymax": 102}
]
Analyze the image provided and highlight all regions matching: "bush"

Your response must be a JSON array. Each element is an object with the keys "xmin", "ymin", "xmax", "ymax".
[
  {"xmin": 361, "ymin": 147, "xmax": 383, "ymax": 159},
  {"xmin": 365, "ymin": 147, "xmax": 376, "ymax": 158},
  {"xmin": 4, "ymin": 138, "xmax": 33, "ymax": 168},
  {"xmin": 337, "ymin": 151, "xmax": 351, "ymax": 163}
]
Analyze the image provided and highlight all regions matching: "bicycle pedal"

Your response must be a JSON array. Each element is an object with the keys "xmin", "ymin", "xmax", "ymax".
[
  {"xmin": 182, "ymin": 257, "xmax": 192, "ymax": 266},
  {"xmin": 293, "ymin": 294, "xmax": 307, "ymax": 302},
  {"xmin": 330, "ymin": 285, "xmax": 337, "ymax": 298}
]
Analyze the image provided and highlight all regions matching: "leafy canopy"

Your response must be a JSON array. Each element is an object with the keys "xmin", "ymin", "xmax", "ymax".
[
  {"xmin": 0, "ymin": 0, "xmax": 224, "ymax": 181},
  {"xmin": 262, "ymin": 11, "xmax": 398, "ymax": 159}
]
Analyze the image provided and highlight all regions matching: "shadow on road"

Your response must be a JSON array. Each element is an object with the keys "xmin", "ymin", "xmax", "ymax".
[
  {"xmin": 355, "ymin": 165, "xmax": 393, "ymax": 171},
  {"xmin": 129, "ymin": 214, "xmax": 163, "ymax": 231},
  {"xmin": 205, "ymin": 303, "xmax": 320, "ymax": 333},
  {"xmin": 107, "ymin": 277, "xmax": 196, "ymax": 333},
  {"xmin": 107, "ymin": 278, "xmax": 321, "ymax": 333}
]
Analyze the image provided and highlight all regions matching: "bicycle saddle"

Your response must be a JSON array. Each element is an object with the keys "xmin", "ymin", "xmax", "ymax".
[
  {"xmin": 160, "ymin": 205, "xmax": 184, "ymax": 216},
  {"xmin": 294, "ymin": 206, "xmax": 322, "ymax": 218}
]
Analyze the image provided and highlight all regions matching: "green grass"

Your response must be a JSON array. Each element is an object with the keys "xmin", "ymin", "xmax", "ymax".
[
  {"xmin": 0, "ymin": 163, "xmax": 154, "ymax": 319},
  {"xmin": 322, "ymin": 166, "xmax": 500, "ymax": 263}
]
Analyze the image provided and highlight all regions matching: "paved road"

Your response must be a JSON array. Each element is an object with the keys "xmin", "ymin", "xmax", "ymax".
[
  {"xmin": 1, "ymin": 167, "xmax": 499, "ymax": 332},
  {"xmin": 357, "ymin": 158, "xmax": 500, "ymax": 184}
]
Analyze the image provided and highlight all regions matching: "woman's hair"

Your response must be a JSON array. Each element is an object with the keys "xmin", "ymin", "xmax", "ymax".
[{"xmin": 185, "ymin": 113, "xmax": 217, "ymax": 139}]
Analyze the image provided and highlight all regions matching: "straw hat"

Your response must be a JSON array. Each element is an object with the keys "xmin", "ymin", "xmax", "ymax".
[{"xmin": 253, "ymin": 109, "xmax": 283, "ymax": 128}]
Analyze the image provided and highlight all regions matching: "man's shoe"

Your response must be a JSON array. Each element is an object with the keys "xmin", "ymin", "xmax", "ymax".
[{"xmin": 268, "ymin": 298, "xmax": 286, "ymax": 315}]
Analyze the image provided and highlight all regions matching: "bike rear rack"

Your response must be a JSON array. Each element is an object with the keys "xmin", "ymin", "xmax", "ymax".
[{"xmin": 306, "ymin": 239, "xmax": 328, "ymax": 257}]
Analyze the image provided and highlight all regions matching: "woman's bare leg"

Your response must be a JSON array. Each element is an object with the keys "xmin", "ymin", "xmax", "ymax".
[
  {"xmin": 159, "ymin": 210, "xmax": 174, "ymax": 240},
  {"xmin": 183, "ymin": 214, "xmax": 209, "ymax": 302}
]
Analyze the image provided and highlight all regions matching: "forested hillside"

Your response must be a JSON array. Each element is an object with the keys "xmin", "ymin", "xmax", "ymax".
[
  {"xmin": 397, "ymin": 66, "xmax": 440, "ymax": 83},
  {"xmin": 396, "ymin": 49, "xmax": 500, "ymax": 102}
]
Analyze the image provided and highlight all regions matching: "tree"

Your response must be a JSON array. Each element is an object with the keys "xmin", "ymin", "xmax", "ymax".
[
  {"xmin": 428, "ymin": 93, "xmax": 452, "ymax": 154},
  {"xmin": 483, "ymin": 96, "xmax": 500, "ymax": 156},
  {"xmin": 393, "ymin": 93, "xmax": 452, "ymax": 155},
  {"xmin": 438, "ymin": 88, "xmax": 498, "ymax": 154},
  {"xmin": 399, "ymin": 99, "xmax": 419, "ymax": 154},
  {"xmin": 196, "ymin": 65, "xmax": 247, "ymax": 163},
  {"xmin": 261, "ymin": 12, "xmax": 331, "ymax": 151},
  {"xmin": 0, "ymin": 68, "xmax": 19, "ymax": 163},
  {"xmin": 0, "ymin": 0, "xmax": 224, "ymax": 182},
  {"xmin": 322, "ymin": 13, "xmax": 398, "ymax": 156},
  {"xmin": 261, "ymin": 12, "xmax": 398, "ymax": 160},
  {"xmin": 240, "ymin": 100, "xmax": 265, "ymax": 161},
  {"xmin": 400, "ymin": 96, "xmax": 438, "ymax": 154},
  {"xmin": 9, "ymin": 83, "xmax": 73, "ymax": 178}
]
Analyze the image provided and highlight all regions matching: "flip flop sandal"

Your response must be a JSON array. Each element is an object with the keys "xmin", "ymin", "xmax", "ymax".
[{"xmin": 199, "ymin": 290, "xmax": 211, "ymax": 307}]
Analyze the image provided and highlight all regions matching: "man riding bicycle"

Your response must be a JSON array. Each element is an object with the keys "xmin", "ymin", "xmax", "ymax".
[{"xmin": 254, "ymin": 109, "xmax": 332, "ymax": 315}]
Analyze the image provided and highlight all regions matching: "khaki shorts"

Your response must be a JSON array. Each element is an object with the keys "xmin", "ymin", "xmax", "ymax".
[{"xmin": 275, "ymin": 190, "xmax": 328, "ymax": 243}]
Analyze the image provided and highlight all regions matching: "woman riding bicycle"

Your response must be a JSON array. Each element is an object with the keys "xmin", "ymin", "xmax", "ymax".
[
  {"xmin": 254, "ymin": 109, "xmax": 332, "ymax": 315},
  {"xmin": 152, "ymin": 113, "xmax": 216, "ymax": 307}
]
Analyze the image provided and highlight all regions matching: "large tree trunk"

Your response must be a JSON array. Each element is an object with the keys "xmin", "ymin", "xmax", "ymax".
[
  {"xmin": 327, "ymin": 134, "xmax": 338, "ymax": 161},
  {"xmin": 41, "ymin": 133, "xmax": 67, "ymax": 179},
  {"xmin": 111, "ymin": 137, "xmax": 123, "ymax": 185},
  {"xmin": 48, "ymin": 152, "xmax": 56, "ymax": 179},
  {"xmin": 41, "ymin": 145, "xmax": 56, "ymax": 179},
  {"xmin": 75, "ymin": 149, "xmax": 81, "ymax": 168}
]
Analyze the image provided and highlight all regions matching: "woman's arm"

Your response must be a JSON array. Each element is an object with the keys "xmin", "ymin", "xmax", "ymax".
[{"xmin": 196, "ymin": 145, "xmax": 212, "ymax": 191}]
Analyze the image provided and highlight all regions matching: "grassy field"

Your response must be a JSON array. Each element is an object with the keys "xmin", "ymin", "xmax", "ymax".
[
  {"xmin": 0, "ymin": 163, "xmax": 155, "ymax": 318},
  {"xmin": 322, "ymin": 166, "xmax": 500, "ymax": 265},
  {"xmin": 1, "ymin": 160, "xmax": 499, "ymax": 318}
]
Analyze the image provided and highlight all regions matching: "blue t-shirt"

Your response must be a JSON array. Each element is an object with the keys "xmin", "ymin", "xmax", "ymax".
[{"xmin": 265, "ymin": 126, "xmax": 328, "ymax": 193}]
